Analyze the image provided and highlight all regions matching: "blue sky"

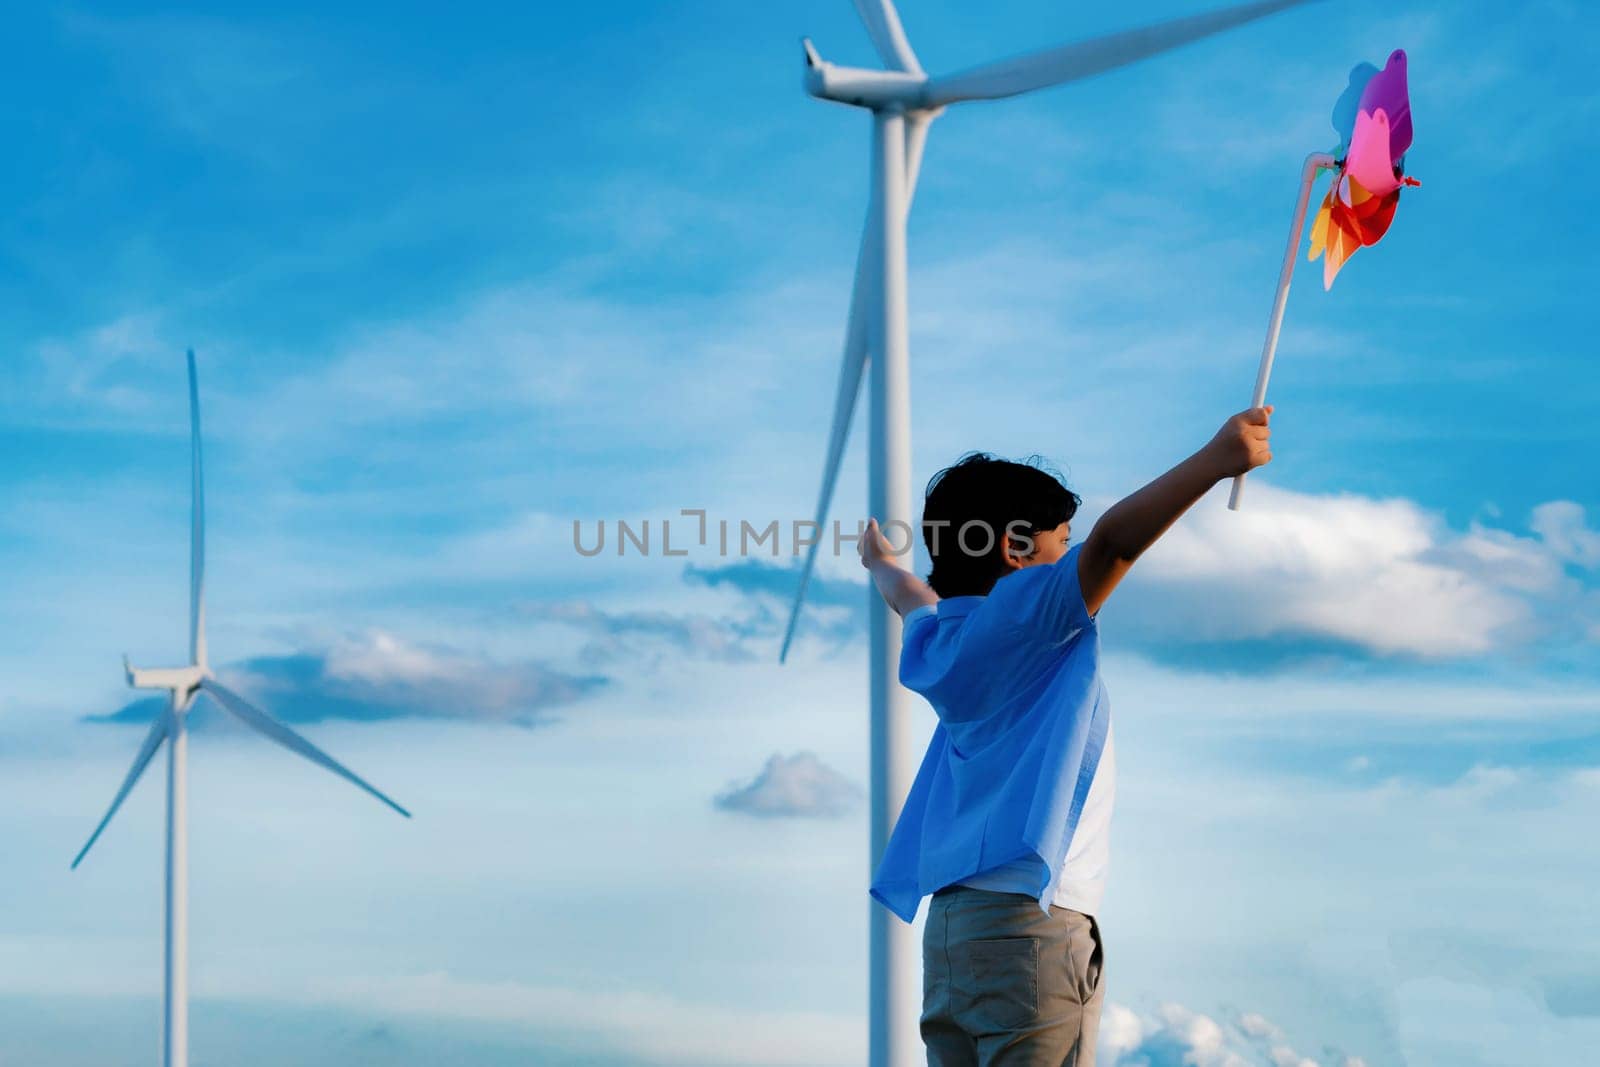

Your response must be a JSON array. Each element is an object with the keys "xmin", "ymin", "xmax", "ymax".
[{"xmin": 3, "ymin": 1, "xmax": 1598, "ymax": 1064}]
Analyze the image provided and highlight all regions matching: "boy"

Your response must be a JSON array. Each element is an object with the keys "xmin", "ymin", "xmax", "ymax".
[{"xmin": 859, "ymin": 405, "xmax": 1274, "ymax": 1066}]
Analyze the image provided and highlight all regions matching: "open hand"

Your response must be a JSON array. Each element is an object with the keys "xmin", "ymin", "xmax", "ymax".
[
  {"xmin": 858, "ymin": 517, "xmax": 897, "ymax": 570},
  {"xmin": 1205, "ymin": 406, "xmax": 1274, "ymax": 478}
]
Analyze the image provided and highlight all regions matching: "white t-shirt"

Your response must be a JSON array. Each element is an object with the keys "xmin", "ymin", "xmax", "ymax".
[
  {"xmin": 956, "ymin": 723, "xmax": 1115, "ymax": 916},
  {"xmin": 1052, "ymin": 723, "xmax": 1115, "ymax": 915}
]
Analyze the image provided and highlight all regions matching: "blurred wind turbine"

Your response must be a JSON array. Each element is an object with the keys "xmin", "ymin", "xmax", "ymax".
[
  {"xmin": 780, "ymin": 3, "xmax": 1312, "ymax": 1064},
  {"xmin": 71, "ymin": 350, "xmax": 411, "ymax": 1067}
]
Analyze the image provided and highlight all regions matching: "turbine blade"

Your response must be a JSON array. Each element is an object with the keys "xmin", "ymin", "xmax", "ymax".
[
  {"xmin": 187, "ymin": 349, "xmax": 206, "ymax": 670},
  {"xmin": 200, "ymin": 679, "xmax": 412, "ymax": 819},
  {"xmin": 853, "ymin": 0, "xmax": 922, "ymax": 74},
  {"xmin": 72, "ymin": 711, "xmax": 169, "ymax": 869},
  {"xmin": 922, "ymin": 0, "xmax": 1311, "ymax": 107},
  {"xmin": 904, "ymin": 112, "xmax": 932, "ymax": 206},
  {"xmin": 780, "ymin": 218, "xmax": 874, "ymax": 663}
]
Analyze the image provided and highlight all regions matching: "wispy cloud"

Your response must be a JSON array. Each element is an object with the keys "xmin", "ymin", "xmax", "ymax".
[
  {"xmin": 685, "ymin": 558, "xmax": 864, "ymax": 607},
  {"xmin": 1531, "ymin": 501, "xmax": 1600, "ymax": 569},
  {"xmin": 89, "ymin": 631, "xmax": 605, "ymax": 728},
  {"xmin": 684, "ymin": 559, "xmax": 868, "ymax": 654},
  {"xmin": 714, "ymin": 752, "xmax": 863, "ymax": 819},
  {"xmin": 59, "ymin": 10, "xmax": 344, "ymax": 165},
  {"xmin": 522, "ymin": 600, "xmax": 758, "ymax": 665}
]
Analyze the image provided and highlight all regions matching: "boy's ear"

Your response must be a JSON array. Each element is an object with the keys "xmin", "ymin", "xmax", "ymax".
[{"xmin": 998, "ymin": 521, "xmax": 1036, "ymax": 572}]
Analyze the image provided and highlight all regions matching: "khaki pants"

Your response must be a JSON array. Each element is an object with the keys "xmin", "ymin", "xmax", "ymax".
[{"xmin": 922, "ymin": 887, "xmax": 1105, "ymax": 1067}]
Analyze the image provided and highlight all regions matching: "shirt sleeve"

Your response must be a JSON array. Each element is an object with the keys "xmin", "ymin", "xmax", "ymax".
[
  {"xmin": 992, "ymin": 542, "xmax": 1095, "ymax": 644},
  {"xmin": 903, "ymin": 603, "xmax": 938, "ymax": 630}
]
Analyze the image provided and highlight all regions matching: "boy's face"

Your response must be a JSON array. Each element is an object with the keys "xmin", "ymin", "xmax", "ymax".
[{"xmin": 1005, "ymin": 521, "xmax": 1072, "ymax": 571}]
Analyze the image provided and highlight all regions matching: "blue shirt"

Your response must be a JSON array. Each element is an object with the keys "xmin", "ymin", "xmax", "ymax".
[{"xmin": 870, "ymin": 543, "xmax": 1111, "ymax": 923}]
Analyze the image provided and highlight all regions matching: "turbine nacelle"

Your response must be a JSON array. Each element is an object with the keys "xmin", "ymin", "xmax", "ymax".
[
  {"xmin": 803, "ymin": 39, "xmax": 926, "ymax": 110},
  {"xmin": 124, "ymin": 659, "xmax": 208, "ymax": 696}
]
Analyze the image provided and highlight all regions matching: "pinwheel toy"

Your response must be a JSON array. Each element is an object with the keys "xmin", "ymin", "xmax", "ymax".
[
  {"xmin": 1311, "ymin": 50, "xmax": 1422, "ymax": 289},
  {"xmin": 1230, "ymin": 49, "xmax": 1420, "ymax": 510}
]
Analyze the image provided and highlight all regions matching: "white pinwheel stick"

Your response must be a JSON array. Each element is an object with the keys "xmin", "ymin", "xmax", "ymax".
[{"xmin": 1229, "ymin": 151, "xmax": 1338, "ymax": 511}]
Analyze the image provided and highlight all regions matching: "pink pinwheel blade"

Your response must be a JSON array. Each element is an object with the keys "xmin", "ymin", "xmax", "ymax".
[{"xmin": 1344, "ymin": 108, "xmax": 1402, "ymax": 197}]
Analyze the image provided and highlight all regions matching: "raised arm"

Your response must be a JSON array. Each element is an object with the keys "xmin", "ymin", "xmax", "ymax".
[
  {"xmin": 1078, "ymin": 406, "xmax": 1274, "ymax": 616},
  {"xmin": 859, "ymin": 518, "xmax": 939, "ymax": 618}
]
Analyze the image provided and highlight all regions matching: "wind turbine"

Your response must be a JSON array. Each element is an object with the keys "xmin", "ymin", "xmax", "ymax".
[
  {"xmin": 71, "ymin": 350, "xmax": 411, "ymax": 1067},
  {"xmin": 779, "ymin": 3, "xmax": 1312, "ymax": 1064}
]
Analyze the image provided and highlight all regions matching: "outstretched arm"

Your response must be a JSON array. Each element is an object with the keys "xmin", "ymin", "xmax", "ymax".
[
  {"xmin": 1078, "ymin": 406, "xmax": 1274, "ymax": 616},
  {"xmin": 859, "ymin": 518, "xmax": 939, "ymax": 618}
]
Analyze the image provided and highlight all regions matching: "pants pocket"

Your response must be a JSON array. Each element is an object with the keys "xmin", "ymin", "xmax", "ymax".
[
  {"xmin": 1067, "ymin": 916, "xmax": 1104, "ymax": 1005},
  {"xmin": 964, "ymin": 936, "xmax": 1040, "ymax": 1032}
]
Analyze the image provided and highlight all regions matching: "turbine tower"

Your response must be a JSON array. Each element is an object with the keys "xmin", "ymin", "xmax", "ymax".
[
  {"xmin": 779, "ymin": 4, "xmax": 1311, "ymax": 1064},
  {"xmin": 71, "ymin": 350, "xmax": 411, "ymax": 1067}
]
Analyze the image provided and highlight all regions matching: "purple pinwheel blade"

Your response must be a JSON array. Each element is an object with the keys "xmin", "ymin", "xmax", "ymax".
[{"xmin": 1357, "ymin": 49, "xmax": 1412, "ymax": 162}]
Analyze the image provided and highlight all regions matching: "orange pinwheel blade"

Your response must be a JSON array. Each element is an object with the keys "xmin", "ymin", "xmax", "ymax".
[
  {"xmin": 1325, "ymin": 202, "xmax": 1363, "ymax": 289},
  {"xmin": 1307, "ymin": 171, "xmax": 1416, "ymax": 288},
  {"xmin": 1309, "ymin": 194, "xmax": 1332, "ymax": 262},
  {"xmin": 1309, "ymin": 187, "xmax": 1360, "ymax": 289}
]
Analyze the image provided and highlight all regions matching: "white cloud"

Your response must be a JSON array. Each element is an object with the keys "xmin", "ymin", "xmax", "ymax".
[
  {"xmin": 1432, "ymin": 764, "xmax": 1522, "ymax": 802},
  {"xmin": 1531, "ymin": 501, "xmax": 1600, "ymax": 569},
  {"xmin": 1100, "ymin": 1002, "xmax": 1148, "ymax": 1054},
  {"xmin": 714, "ymin": 751, "xmax": 863, "ymax": 819},
  {"xmin": 238, "ymin": 630, "xmax": 606, "ymax": 725},
  {"xmin": 1097, "ymin": 1003, "xmax": 1249, "ymax": 1067},
  {"xmin": 1099, "ymin": 1003, "xmax": 1350, "ymax": 1067},
  {"xmin": 321, "ymin": 630, "xmax": 465, "ymax": 686},
  {"xmin": 1112, "ymin": 483, "xmax": 1590, "ymax": 659},
  {"xmin": 1158, "ymin": 1004, "xmax": 1248, "ymax": 1067},
  {"xmin": 1237, "ymin": 1011, "xmax": 1283, "ymax": 1041}
]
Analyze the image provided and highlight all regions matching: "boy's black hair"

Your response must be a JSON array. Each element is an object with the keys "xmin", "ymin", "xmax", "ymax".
[{"xmin": 921, "ymin": 452, "xmax": 1081, "ymax": 598}]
